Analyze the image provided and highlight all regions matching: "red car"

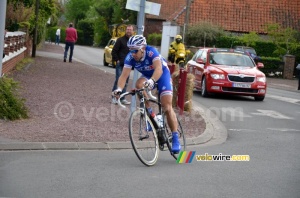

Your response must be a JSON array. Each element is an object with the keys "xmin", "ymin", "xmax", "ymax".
[{"xmin": 186, "ymin": 48, "xmax": 266, "ymax": 101}]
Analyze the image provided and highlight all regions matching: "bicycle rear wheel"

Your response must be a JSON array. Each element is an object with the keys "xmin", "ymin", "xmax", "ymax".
[
  {"xmin": 164, "ymin": 114, "xmax": 186, "ymax": 160},
  {"xmin": 129, "ymin": 109, "xmax": 159, "ymax": 166}
]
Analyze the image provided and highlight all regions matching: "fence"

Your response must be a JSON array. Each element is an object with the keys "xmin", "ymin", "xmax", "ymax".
[{"xmin": 2, "ymin": 31, "xmax": 30, "ymax": 75}]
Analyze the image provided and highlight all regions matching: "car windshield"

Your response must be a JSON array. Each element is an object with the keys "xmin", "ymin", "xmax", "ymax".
[{"xmin": 209, "ymin": 52, "xmax": 255, "ymax": 67}]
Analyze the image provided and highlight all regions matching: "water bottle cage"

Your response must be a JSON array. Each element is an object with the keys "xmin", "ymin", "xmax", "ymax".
[{"xmin": 148, "ymin": 113, "xmax": 159, "ymax": 129}]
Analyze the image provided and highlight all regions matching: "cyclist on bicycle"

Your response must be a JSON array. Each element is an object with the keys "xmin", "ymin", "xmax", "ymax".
[{"xmin": 113, "ymin": 35, "xmax": 181, "ymax": 154}]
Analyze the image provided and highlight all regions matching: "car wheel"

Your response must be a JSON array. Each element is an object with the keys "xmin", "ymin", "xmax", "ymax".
[
  {"xmin": 103, "ymin": 54, "xmax": 109, "ymax": 66},
  {"xmin": 201, "ymin": 77, "xmax": 209, "ymax": 97},
  {"xmin": 254, "ymin": 96, "xmax": 265, "ymax": 101}
]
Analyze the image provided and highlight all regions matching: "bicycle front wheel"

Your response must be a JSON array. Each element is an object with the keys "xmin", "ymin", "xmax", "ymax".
[{"xmin": 129, "ymin": 109, "xmax": 159, "ymax": 166}]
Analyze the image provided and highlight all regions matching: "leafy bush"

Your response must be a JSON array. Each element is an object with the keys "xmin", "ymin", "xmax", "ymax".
[
  {"xmin": 186, "ymin": 21, "xmax": 225, "ymax": 47},
  {"xmin": 77, "ymin": 20, "xmax": 94, "ymax": 46},
  {"xmin": 261, "ymin": 57, "xmax": 283, "ymax": 69},
  {"xmin": 215, "ymin": 36, "xmax": 239, "ymax": 48},
  {"xmin": 258, "ymin": 57, "xmax": 284, "ymax": 77},
  {"xmin": 0, "ymin": 77, "xmax": 28, "ymax": 120},
  {"xmin": 147, "ymin": 33, "xmax": 162, "ymax": 46}
]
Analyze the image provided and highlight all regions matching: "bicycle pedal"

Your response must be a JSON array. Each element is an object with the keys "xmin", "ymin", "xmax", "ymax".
[
  {"xmin": 159, "ymin": 144, "xmax": 165, "ymax": 151},
  {"xmin": 139, "ymin": 134, "xmax": 149, "ymax": 141}
]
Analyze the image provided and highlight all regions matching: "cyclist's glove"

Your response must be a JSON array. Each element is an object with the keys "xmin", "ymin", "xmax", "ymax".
[
  {"xmin": 144, "ymin": 78, "xmax": 155, "ymax": 90},
  {"xmin": 112, "ymin": 88, "xmax": 122, "ymax": 97}
]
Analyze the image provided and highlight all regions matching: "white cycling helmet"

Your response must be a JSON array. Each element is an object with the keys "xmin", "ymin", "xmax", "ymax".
[{"xmin": 127, "ymin": 35, "xmax": 147, "ymax": 49}]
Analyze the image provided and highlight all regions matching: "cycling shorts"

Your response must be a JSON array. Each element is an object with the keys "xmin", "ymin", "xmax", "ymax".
[{"xmin": 141, "ymin": 70, "xmax": 173, "ymax": 98}]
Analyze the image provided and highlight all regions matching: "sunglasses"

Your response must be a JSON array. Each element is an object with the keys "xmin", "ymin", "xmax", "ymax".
[{"xmin": 130, "ymin": 49, "xmax": 140, "ymax": 54}]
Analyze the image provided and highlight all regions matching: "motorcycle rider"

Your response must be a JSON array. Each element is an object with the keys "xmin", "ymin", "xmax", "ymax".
[{"xmin": 167, "ymin": 35, "xmax": 185, "ymax": 64}]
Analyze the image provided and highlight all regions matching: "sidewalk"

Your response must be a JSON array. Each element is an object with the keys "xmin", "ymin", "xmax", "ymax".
[
  {"xmin": 266, "ymin": 77, "xmax": 299, "ymax": 92},
  {"xmin": 0, "ymin": 43, "xmax": 216, "ymax": 150}
]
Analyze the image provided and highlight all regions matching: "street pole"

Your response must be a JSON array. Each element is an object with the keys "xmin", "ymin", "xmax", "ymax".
[
  {"xmin": 137, "ymin": 0, "xmax": 145, "ymax": 35},
  {"xmin": 32, "ymin": 0, "xmax": 40, "ymax": 58},
  {"xmin": 183, "ymin": 0, "xmax": 192, "ymax": 44},
  {"xmin": 130, "ymin": 0, "xmax": 145, "ymax": 112},
  {"xmin": 0, "ymin": 0, "xmax": 7, "ymax": 77}
]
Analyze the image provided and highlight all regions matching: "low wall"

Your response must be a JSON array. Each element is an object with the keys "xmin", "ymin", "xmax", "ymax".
[{"xmin": 2, "ymin": 31, "xmax": 30, "ymax": 75}]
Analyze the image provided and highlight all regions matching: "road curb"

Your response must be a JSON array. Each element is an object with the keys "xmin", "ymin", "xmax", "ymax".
[{"xmin": 0, "ymin": 102, "xmax": 226, "ymax": 151}]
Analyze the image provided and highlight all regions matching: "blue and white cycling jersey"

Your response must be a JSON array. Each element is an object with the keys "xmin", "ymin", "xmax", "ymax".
[{"xmin": 124, "ymin": 45, "xmax": 173, "ymax": 96}]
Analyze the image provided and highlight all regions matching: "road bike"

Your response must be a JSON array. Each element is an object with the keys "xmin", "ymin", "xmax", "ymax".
[{"xmin": 118, "ymin": 87, "xmax": 186, "ymax": 166}]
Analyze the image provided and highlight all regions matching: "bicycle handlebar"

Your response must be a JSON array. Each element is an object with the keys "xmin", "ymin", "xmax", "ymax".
[
  {"xmin": 117, "ymin": 91, "xmax": 131, "ymax": 108},
  {"xmin": 117, "ymin": 87, "xmax": 157, "ymax": 108}
]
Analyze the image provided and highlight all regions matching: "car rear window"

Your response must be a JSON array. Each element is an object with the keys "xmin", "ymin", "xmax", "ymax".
[{"xmin": 234, "ymin": 47, "xmax": 257, "ymax": 55}]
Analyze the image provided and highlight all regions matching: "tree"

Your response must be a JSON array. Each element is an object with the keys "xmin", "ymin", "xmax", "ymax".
[
  {"xmin": 6, "ymin": 1, "xmax": 34, "ymax": 31},
  {"xmin": 65, "ymin": 0, "xmax": 94, "ymax": 26},
  {"xmin": 93, "ymin": 0, "xmax": 136, "ymax": 46},
  {"xmin": 266, "ymin": 23, "xmax": 298, "ymax": 56},
  {"xmin": 6, "ymin": 0, "xmax": 59, "ymax": 45},
  {"xmin": 238, "ymin": 31, "xmax": 261, "ymax": 47},
  {"xmin": 186, "ymin": 21, "xmax": 225, "ymax": 47}
]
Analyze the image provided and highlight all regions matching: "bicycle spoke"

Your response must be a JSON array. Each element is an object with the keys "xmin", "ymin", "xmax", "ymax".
[{"xmin": 129, "ymin": 110, "xmax": 159, "ymax": 166}]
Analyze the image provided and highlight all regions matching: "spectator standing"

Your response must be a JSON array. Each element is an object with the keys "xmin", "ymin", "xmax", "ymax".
[
  {"xmin": 55, "ymin": 27, "xmax": 61, "ymax": 45},
  {"xmin": 111, "ymin": 25, "xmax": 134, "ymax": 105},
  {"xmin": 64, "ymin": 23, "xmax": 77, "ymax": 63}
]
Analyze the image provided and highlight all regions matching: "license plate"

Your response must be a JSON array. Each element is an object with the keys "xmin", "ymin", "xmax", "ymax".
[{"xmin": 232, "ymin": 83, "xmax": 251, "ymax": 88}]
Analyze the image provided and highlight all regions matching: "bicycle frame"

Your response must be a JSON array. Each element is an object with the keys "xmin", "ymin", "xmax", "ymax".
[
  {"xmin": 119, "ymin": 88, "xmax": 164, "ymax": 130},
  {"xmin": 118, "ymin": 86, "xmax": 186, "ymax": 166}
]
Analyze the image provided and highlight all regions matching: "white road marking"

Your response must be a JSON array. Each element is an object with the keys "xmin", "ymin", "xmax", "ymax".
[
  {"xmin": 228, "ymin": 129, "xmax": 257, "ymax": 132},
  {"xmin": 251, "ymin": 109, "xmax": 294, "ymax": 119},
  {"xmin": 221, "ymin": 107, "xmax": 252, "ymax": 118},
  {"xmin": 267, "ymin": 128, "xmax": 300, "ymax": 132},
  {"xmin": 267, "ymin": 94, "xmax": 300, "ymax": 104}
]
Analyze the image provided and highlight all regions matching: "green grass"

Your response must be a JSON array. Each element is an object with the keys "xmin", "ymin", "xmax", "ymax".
[
  {"xmin": 0, "ymin": 76, "xmax": 28, "ymax": 120},
  {"xmin": 15, "ymin": 57, "xmax": 34, "ymax": 71}
]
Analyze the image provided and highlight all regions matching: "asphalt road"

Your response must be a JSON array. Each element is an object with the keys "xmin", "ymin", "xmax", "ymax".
[{"xmin": 0, "ymin": 46, "xmax": 299, "ymax": 198}]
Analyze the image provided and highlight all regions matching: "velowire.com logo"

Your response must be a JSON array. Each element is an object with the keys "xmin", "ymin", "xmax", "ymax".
[{"xmin": 177, "ymin": 151, "xmax": 250, "ymax": 164}]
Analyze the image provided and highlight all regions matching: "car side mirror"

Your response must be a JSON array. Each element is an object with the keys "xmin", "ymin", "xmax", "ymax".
[
  {"xmin": 196, "ymin": 58, "xmax": 205, "ymax": 64},
  {"xmin": 257, "ymin": 62, "xmax": 264, "ymax": 68}
]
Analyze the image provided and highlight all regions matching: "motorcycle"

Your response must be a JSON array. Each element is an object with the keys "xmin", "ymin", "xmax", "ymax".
[{"xmin": 169, "ymin": 43, "xmax": 191, "ymax": 68}]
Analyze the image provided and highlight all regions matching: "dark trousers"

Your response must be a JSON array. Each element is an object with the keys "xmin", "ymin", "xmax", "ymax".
[
  {"xmin": 298, "ymin": 72, "xmax": 300, "ymax": 90},
  {"xmin": 64, "ymin": 42, "xmax": 75, "ymax": 61},
  {"xmin": 55, "ymin": 35, "xmax": 60, "ymax": 45},
  {"xmin": 111, "ymin": 62, "xmax": 129, "ymax": 100}
]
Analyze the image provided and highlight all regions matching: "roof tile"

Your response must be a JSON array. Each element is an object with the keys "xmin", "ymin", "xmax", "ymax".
[{"xmin": 146, "ymin": 0, "xmax": 300, "ymax": 33}]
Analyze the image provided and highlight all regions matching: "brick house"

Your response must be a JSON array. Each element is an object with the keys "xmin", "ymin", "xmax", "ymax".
[{"xmin": 145, "ymin": 0, "xmax": 300, "ymax": 36}]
